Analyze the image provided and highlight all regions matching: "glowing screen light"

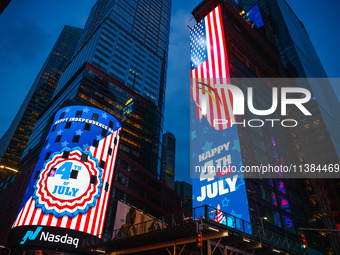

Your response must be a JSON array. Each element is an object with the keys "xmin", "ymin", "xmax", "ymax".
[{"xmin": 9, "ymin": 106, "xmax": 122, "ymax": 250}]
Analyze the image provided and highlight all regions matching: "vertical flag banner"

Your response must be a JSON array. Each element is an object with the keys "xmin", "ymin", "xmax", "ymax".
[
  {"xmin": 10, "ymin": 106, "xmax": 121, "ymax": 249},
  {"xmin": 190, "ymin": 5, "xmax": 251, "ymax": 231}
]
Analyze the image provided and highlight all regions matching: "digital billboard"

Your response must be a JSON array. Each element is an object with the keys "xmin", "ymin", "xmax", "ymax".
[
  {"xmin": 112, "ymin": 201, "xmax": 165, "ymax": 239},
  {"xmin": 190, "ymin": 5, "xmax": 251, "ymax": 231},
  {"xmin": 9, "ymin": 106, "xmax": 121, "ymax": 250}
]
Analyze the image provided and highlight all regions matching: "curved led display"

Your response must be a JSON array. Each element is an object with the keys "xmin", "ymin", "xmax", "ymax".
[{"xmin": 10, "ymin": 106, "xmax": 121, "ymax": 250}]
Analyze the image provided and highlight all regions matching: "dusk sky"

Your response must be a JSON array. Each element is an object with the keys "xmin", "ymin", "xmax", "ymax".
[{"xmin": 0, "ymin": 0, "xmax": 339, "ymax": 183}]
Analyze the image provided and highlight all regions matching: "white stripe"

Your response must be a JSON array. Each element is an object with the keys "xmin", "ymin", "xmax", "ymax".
[
  {"xmin": 210, "ymin": 9, "xmax": 220, "ymax": 78},
  {"xmin": 60, "ymin": 216, "xmax": 68, "ymax": 228},
  {"xmin": 32, "ymin": 209, "xmax": 42, "ymax": 225},
  {"xmin": 215, "ymin": 7, "xmax": 227, "ymax": 78},
  {"xmin": 86, "ymin": 136, "xmax": 108, "ymax": 234},
  {"xmin": 41, "ymin": 212, "xmax": 50, "ymax": 226},
  {"xmin": 205, "ymin": 17, "xmax": 214, "ymax": 82},
  {"xmin": 70, "ymin": 214, "xmax": 79, "ymax": 230},
  {"xmin": 23, "ymin": 199, "xmax": 36, "ymax": 226},
  {"xmin": 51, "ymin": 215, "xmax": 58, "ymax": 226}
]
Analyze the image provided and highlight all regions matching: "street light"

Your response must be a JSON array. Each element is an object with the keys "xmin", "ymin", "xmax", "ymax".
[
  {"xmin": 0, "ymin": 165, "xmax": 18, "ymax": 173},
  {"xmin": 0, "ymin": 245, "xmax": 11, "ymax": 255}
]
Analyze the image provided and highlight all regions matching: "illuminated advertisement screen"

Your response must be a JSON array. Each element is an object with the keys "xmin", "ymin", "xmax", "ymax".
[
  {"xmin": 9, "ymin": 106, "xmax": 121, "ymax": 250},
  {"xmin": 190, "ymin": 5, "xmax": 251, "ymax": 232},
  {"xmin": 112, "ymin": 201, "xmax": 165, "ymax": 239},
  {"xmin": 247, "ymin": 4, "xmax": 264, "ymax": 28}
]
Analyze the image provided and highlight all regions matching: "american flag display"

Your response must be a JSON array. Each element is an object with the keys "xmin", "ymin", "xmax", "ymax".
[
  {"xmin": 190, "ymin": 5, "xmax": 235, "ymax": 130},
  {"xmin": 12, "ymin": 106, "xmax": 121, "ymax": 238}
]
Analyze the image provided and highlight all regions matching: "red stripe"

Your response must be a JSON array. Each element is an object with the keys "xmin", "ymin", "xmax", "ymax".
[
  {"xmin": 90, "ymin": 134, "xmax": 110, "ymax": 235},
  {"xmin": 98, "ymin": 131, "xmax": 120, "ymax": 236},
  {"xmin": 217, "ymin": 5, "xmax": 230, "ymax": 80},
  {"xmin": 97, "ymin": 132, "xmax": 117, "ymax": 236},
  {"xmin": 56, "ymin": 216, "xmax": 63, "ymax": 227},
  {"xmin": 46, "ymin": 213, "xmax": 54, "ymax": 226},
  {"xmin": 83, "ymin": 136, "xmax": 103, "ymax": 233},
  {"xmin": 37, "ymin": 210, "xmax": 45, "ymax": 225},
  {"xmin": 66, "ymin": 216, "xmax": 73, "ymax": 229}
]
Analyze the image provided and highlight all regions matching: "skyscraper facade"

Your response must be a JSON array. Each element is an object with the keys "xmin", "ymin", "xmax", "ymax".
[
  {"xmin": 191, "ymin": 0, "xmax": 339, "ymax": 253},
  {"xmin": 0, "ymin": 25, "xmax": 82, "ymax": 188},
  {"xmin": 54, "ymin": 0, "xmax": 171, "ymax": 175},
  {"xmin": 238, "ymin": 0, "xmax": 340, "ymax": 162},
  {"xmin": 56, "ymin": 0, "xmax": 171, "ymax": 112},
  {"xmin": 160, "ymin": 132, "xmax": 176, "ymax": 189}
]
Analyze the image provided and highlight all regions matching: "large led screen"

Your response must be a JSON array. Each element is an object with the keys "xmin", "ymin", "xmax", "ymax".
[
  {"xmin": 9, "ymin": 106, "xmax": 121, "ymax": 250},
  {"xmin": 190, "ymin": 5, "xmax": 251, "ymax": 232}
]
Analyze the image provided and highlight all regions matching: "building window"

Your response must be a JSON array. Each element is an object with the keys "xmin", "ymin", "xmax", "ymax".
[
  {"xmin": 92, "ymin": 113, "xmax": 99, "ymax": 121},
  {"xmin": 93, "ymin": 139, "xmax": 99, "ymax": 148},
  {"xmin": 100, "ymin": 160, "xmax": 106, "ymax": 168},
  {"xmin": 55, "ymin": 135, "xmax": 62, "ymax": 143},
  {"xmin": 84, "ymin": 123, "xmax": 91, "ymax": 131},
  {"xmin": 109, "ymin": 121, "xmax": 113, "ymax": 128},
  {"xmin": 101, "ymin": 129, "xmax": 107, "ymax": 137},
  {"xmin": 62, "ymin": 151, "xmax": 70, "ymax": 159},
  {"xmin": 70, "ymin": 170, "xmax": 79, "ymax": 179},
  {"xmin": 76, "ymin": 111, "xmax": 82, "ymax": 117},
  {"xmin": 65, "ymin": 122, "xmax": 72, "ymax": 129},
  {"xmin": 60, "ymin": 112, "xmax": 65, "ymax": 119},
  {"xmin": 90, "ymin": 175, "xmax": 97, "ymax": 184},
  {"xmin": 81, "ymin": 153, "xmax": 88, "ymax": 162},
  {"xmin": 52, "ymin": 125, "xmax": 57, "ymax": 132},
  {"xmin": 72, "ymin": 135, "xmax": 80, "ymax": 143},
  {"xmin": 45, "ymin": 152, "xmax": 51, "ymax": 160},
  {"xmin": 34, "ymin": 171, "xmax": 40, "ymax": 179},
  {"xmin": 49, "ymin": 168, "xmax": 56, "ymax": 177},
  {"xmin": 108, "ymin": 147, "xmax": 113, "ymax": 155}
]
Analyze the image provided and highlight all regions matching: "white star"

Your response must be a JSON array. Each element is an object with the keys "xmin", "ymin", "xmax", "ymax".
[
  {"xmin": 102, "ymin": 113, "xmax": 108, "ymax": 119},
  {"xmin": 83, "ymin": 144, "xmax": 90, "ymax": 150},
  {"xmin": 65, "ymin": 107, "xmax": 71, "ymax": 113},
  {"xmin": 45, "ymin": 144, "xmax": 51, "ymax": 150},
  {"xmin": 83, "ymin": 107, "xmax": 90, "ymax": 113},
  {"xmin": 57, "ymin": 129, "xmax": 63, "ymax": 135},
  {"xmin": 61, "ymin": 140, "xmax": 69, "ymax": 147},
  {"xmin": 76, "ymin": 129, "xmax": 83, "ymax": 136},
  {"xmin": 96, "ymin": 135, "xmax": 102, "ymax": 140}
]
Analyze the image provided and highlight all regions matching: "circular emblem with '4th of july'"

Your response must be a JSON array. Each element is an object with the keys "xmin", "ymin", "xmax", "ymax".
[{"xmin": 33, "ymin": 147, "xmax": 103, "ymax": 218}]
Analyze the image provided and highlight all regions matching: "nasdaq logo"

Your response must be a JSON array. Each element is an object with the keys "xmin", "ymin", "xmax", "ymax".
[{"xmin": 20, "ymin": 227, "xmax": 42, "ymax": 244}]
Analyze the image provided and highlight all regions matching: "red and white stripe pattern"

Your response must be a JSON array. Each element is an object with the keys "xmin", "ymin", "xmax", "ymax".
[
  {"xmin": 12, "ymin": 129, "xmax": 121, "ymax": 238},
  {"xmin": 190, "ymin": 5, "xmax": 235, "ymax": 130},
  {"xmin": 216, "ymin": 204, "xmax": 223, "ymax": 223}
]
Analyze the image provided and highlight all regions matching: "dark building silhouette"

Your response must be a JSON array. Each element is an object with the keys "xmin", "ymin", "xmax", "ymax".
[
  {"xmin": 175, "ymin": 181, "xmax": 192, "ymax": 215},
  {"xmin": 0, "ymin": 0, "xmax": 11, "ymax": 14},
  {"xmin": 0, "ymin": 25, "xmax": 83, "ymax": 188},
  {"xmin": 160, "ymin": 132, "xmax": 176, "ymax": 189}
]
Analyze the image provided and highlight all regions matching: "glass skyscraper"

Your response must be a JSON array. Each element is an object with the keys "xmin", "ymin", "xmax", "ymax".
[
  {"xmin": 239, "ymin": 0, "xmax": 340, "ymax": 161},
  {"xmin": 0, "ymin": 25, "xmax": 82, "ymax": 188},
  {"xmin": 56, "ymin": 0, "xmax": 171, "ymax": 110}
]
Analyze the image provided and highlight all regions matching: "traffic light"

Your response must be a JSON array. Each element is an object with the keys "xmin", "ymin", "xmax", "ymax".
[
  {"xmin": 197, "ymin": 233, "xmax": 203, "ymax": 248},
  {"xmin": 298, "ymin": 233, "xmax": 308, "ymax": 249}
]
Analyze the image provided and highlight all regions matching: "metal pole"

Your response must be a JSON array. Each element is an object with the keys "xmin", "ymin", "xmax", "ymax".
[{"xmin": 299, "ymin": 228, "xmax": 340, "ymax": 232}]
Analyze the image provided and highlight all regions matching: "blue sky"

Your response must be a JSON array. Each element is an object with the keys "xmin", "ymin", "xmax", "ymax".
[{"xmin": 0, "ymin": 0, "xmax": 339, "ymax": 183}]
